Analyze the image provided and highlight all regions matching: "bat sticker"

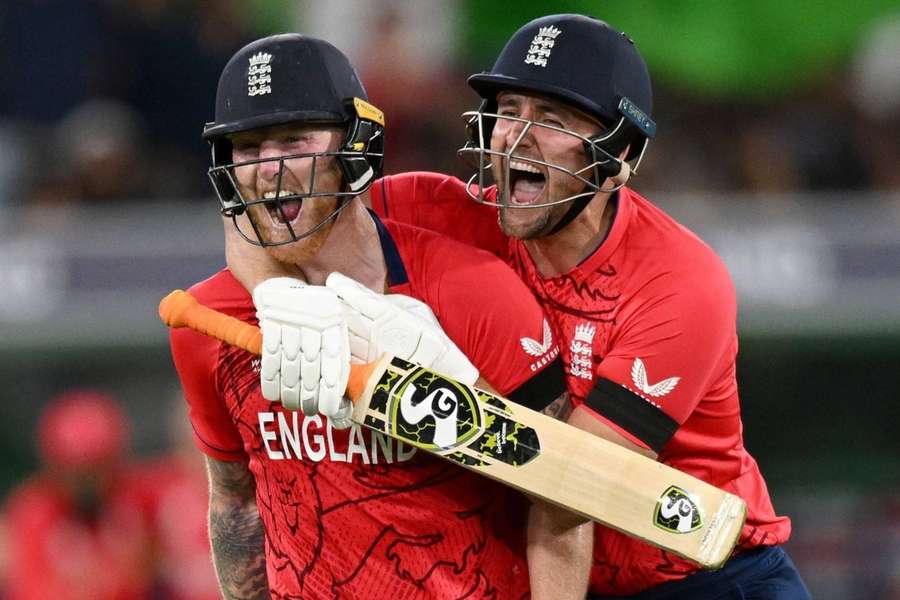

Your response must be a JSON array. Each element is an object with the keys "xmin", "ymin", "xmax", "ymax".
[
  {"xmin": 368, "ymin": 357, "xmax": 541, "ymax": 466},
  {"xmin": 654, "ymin": 485, "xmax": 703, "ymax": 533}
]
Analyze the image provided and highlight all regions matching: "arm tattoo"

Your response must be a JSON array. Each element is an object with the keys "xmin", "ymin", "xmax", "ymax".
[
  {"xmin": 206, "ymin": 457, "xmax": 270, "ymax": 600},
  {"xmin": 540, "ymin": 391, "xmax": 573, "ymax": 421}
]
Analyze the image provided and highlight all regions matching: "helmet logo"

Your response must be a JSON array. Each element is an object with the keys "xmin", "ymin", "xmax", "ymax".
[
  {"xmin": 248, "ymin": 52, "xmax": 273, "ymax": 96},
  {"xmin": 524, "ymin": 26, "xmax": 561, "ymax": 68}
]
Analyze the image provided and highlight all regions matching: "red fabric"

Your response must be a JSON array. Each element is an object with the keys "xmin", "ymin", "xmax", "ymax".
[
  {"xmin": 3, "ymin": 475, "xmax": 152, "ymax": 600},
  {"xmin": 38, "ymin": 390, "xmax": 128, "ymax": 468},
  {"xmin": 133, "ymin": 457, "xmax": 220, "ymax": 600},
  {"xmin": 168, "ymin": 218, "xmax": 560, "ymax": 599},
  {"xmin": 372, "ymin": 171, "xmax": 793, "ymax": 595},
  {"xmin": 370, "ymin": 174, "xmax": 510, "ymax": 262}
]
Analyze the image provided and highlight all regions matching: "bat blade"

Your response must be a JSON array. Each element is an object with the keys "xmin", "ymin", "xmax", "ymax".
[
  {"xmin": 352, "ymin": 355, "xmax": 746, "ymax": 570},
  {"xmin": 160, "ymin": 290, "xmax": 746, "ymax": 569}
]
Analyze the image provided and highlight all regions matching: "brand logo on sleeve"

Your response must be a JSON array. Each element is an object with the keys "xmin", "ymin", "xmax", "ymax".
[
  {"xmin": 520, "ymin": 319, "xmax": 559, "ymax": 371},
  {"xmin": 631, "ymin": 357, "xmax": 679, "ymax": 398}
]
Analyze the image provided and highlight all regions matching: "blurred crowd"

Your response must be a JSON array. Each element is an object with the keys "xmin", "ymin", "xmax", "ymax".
[
  {"xmin": 0, "ymin": 2, "xmax": 899, "ymax": 599},
  {"xmin": 3, "ymin": 387, "xmax": 899, "ymax": 599},
  {"xmin": 1, "ymin": 0, "xmax": 899, "ymax": 229},
  {"xmin": 0, "ymin": 388, "xmax": 219, "ymax": 600}
]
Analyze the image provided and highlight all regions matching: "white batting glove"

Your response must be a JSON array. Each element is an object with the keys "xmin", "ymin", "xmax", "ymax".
[
  {"xmin": 325, "ymin": 273, "xmax": 480, "ymax": 385},
  {"xmin": 252, "ymin": 278, "xmax": 353, "ymax": 428}
]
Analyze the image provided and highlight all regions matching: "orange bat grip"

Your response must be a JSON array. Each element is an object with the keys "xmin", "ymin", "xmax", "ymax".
[{"xmin": 158, "ymin": 290, "xmax": 378, "ymax": 402}]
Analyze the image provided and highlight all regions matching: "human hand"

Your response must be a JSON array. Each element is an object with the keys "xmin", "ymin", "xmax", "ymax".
[
  {"xmin": 253, "ymin": 277, "xmax": 352, "ymax": 428},
  {"xmin": 326, "ymin": 272, "xmax": 479, "ymax": 384}
]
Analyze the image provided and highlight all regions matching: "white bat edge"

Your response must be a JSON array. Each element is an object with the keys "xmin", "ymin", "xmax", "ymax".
[{"xmin": 697, "ymin": 493, "xmax": 747, "ymax": 569}]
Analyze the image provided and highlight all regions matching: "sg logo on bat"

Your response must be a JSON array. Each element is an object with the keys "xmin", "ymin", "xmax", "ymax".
[
  {"xmin": 390, "ymin": 365, "xmax": 482, "ymax": 451},
  {"xmin": 365, "ymin": 357, "xmax": 542, "ymax": 468},
  {"xmin": 654, "ymin": 485, "xmax": 703, "ymax": 534}
]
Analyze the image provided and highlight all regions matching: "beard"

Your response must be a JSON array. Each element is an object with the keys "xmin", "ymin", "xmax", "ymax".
[
  {"xmin": 498, "ymin": 203, "xmax": 557, "ymax": 239},
  {"xmin": 250, "ymin": 196, "xmax": 342, "ymax": 262}
]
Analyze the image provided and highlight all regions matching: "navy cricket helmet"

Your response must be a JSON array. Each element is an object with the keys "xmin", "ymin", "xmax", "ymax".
[
  {"xmin": 469, "ymin": 14, "xmax": 655, "ymax": 162},
  {"xmin": 457, "ymin": 14, "xmax": 657, "ymax": 231},
  {"xmin": 203, "ymin": 33, "xmax": 385, "ymax": 246}
]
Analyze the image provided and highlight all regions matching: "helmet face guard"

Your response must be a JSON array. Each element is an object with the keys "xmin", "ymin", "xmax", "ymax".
[
  {"xmin": 207, "ymin": 100, "xmax": 384, "ymax": 247},
  {"xmin": 459, "ymin": 15, "xmax": 655, "ymax": 221},
  {"xmin": 202, "ymin": 34, "xmax": 385, "ymax": 247},
  {"xmin": 208, "ymin": 150, "xmax": 381, "ymax": 247},
  {"xmin": 457, "ymin": 98, "xmax": 651, "ymax": 210}
]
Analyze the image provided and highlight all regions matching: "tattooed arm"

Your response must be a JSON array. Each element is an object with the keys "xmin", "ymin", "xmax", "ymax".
[
  {"xmin": 206, "ymin": 456, "xmax": 270, "ymax": 600},
  {"xmin": 528, "ymin": 392, "xmax": 594, "ymax": 600}
]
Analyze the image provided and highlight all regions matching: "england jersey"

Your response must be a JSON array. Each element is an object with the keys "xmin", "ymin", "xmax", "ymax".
[
  {"xmin": 371, "ymin": 172, "xmax": 792, "ymax": 595},
  {"xmin": 170, "ymin": 213, "xmax": 565, "ymax": 599}
]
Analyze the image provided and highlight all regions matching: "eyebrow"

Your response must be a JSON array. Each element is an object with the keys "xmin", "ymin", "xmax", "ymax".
[{"xmin": 497, "ymin": 95, "xmax": 570, "ymax": 119}]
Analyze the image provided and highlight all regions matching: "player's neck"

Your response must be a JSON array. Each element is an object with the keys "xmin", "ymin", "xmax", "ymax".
[
  {"xmin": 298, "ymin": 200, "xmax": 387, "ymax": 290},
  {"xmin": 523, "ymin": 191, "xmax": 616, "ymax": 277}
]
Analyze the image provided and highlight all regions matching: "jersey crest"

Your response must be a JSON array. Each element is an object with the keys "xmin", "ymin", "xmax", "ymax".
[{"xmin": 568, "ymin": 322, "xmax": 596, "ymax": 380}]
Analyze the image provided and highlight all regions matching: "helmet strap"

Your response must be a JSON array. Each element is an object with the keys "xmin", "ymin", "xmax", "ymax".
[{"xmin": 545, "ymin": 193, "xmax": 591, "ymax": 236}]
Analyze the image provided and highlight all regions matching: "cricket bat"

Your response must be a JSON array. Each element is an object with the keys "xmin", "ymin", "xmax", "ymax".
[{"xmin": 159, "ymin": 289, "xmax": 746, "ymax": 569}]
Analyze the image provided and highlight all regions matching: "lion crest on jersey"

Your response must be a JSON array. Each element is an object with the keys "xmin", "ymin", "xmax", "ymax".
[{"xmin": 569, "ymin": 322, "xmax": 595, "ymax": 380}]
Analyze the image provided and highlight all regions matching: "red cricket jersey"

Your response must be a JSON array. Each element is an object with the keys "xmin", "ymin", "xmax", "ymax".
[
  {"xmin": 3, "ymin": 474, "xmax": 153, "ymax": 600},
  {"xmin": 134, "ymin": 456, "xmax": 220, "ymax": 600},
  {"xmin": 370, "ymin": 172, "xmax": 793, "ymax": 595},
  {"xmin": 169, "ymin": 215, "xmax": 565, "ymax": 599}
]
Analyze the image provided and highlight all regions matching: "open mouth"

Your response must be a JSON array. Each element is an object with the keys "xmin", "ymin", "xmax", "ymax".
[
  {"xmin": 263, "ymin": 190, "xmax": 303, "ymax": 226},
  {"xmin": 508, "ymin": 160, "xmax": 546, "ymax": 206}
]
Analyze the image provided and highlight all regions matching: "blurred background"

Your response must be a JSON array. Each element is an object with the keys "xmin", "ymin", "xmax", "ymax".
[{"xmin": 0, "ymin": 0, "xmax": 898, "ymax": 597}]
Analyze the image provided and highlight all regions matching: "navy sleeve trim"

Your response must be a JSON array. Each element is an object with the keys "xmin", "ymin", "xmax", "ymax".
[
  {"xmin": 584, "ymin": 378, "xmax": 678, "ymax": 453},
  {"xmin": 368, "ymin": 209, "xmax": 408, "ymax": 286},
  {"xmin": 507, "ymin": 357, "xmax": 567, "ymax": 411},
  {"xmin": 378, "ymin": 178, "xmax": 390, "ymax": 218}
]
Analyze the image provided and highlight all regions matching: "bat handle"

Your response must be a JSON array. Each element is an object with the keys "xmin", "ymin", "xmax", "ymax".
[
  {"xmin": 159, "ymin": 290, "xmax": 374, "ymax": 404},
  {"xmin": 159, "ymin": 289, "xmax": 263, "ymax": 355}
]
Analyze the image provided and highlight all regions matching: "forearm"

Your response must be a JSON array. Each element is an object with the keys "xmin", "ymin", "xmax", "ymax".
[
  {"xmin": 206, "ymin": 457, "xmax": 270, "ymax": 600},
  {"xmin": 528, "ymin": 389, "xmax": 590, "ymax": 599},
  {"xmin": 527, "ymin": 500, "xmax": 593, "ymax": 600}
]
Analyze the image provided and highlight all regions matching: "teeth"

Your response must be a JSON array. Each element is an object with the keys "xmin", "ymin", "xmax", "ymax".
[
  {"xmin": 509, "ymin": 160, "xmax": 542, "ymax": 174},
  {"xmin": 262, "ymin": 190, "xmax": 298, "ymax": 199}
]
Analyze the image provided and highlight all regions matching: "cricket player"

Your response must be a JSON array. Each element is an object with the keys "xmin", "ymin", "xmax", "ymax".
[
  {"xmin": 169, "ymin": 34, "xmax": 590, "ymax": 599},
  {"xmin": 373, "ymin": 15, "xmax": 812, "ymax": 599},
  {"xmin": 229, "ymin": 15, "xmax": 812, "ymax": 599}
]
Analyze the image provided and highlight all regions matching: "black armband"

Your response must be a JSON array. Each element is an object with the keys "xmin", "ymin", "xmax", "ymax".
[
  {"xmin": 584, "ymin": 378, "xmax": 678, "ymax": 454},
  {"xmin": 508, "ymin": 356, "xmax": 566, "ymax": 411}
]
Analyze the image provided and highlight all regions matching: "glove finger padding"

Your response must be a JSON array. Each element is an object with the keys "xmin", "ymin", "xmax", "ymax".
[
  {"xmin": 253, "ymin": 278, "xmax": 351, "ymax": 420},
  {"xmin": 260, "ymin": 319, "xmax": 286, "ymax": 406},
  {"xmin": 326, "ymin": 272, "xmax": 480, "ymax": 386},
  {"xmin": 383, "ymin": 293, "xmax": 441, "ymax": 326}
]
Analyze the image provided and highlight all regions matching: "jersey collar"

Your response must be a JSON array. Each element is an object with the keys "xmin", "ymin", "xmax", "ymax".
[
  {"xmin": 368, "ymin": 209, "xmax": 409, "ymax": 287},
  {"xmin": 576, "ymin": 187, "xmax": 632, "ymax": 275}
]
